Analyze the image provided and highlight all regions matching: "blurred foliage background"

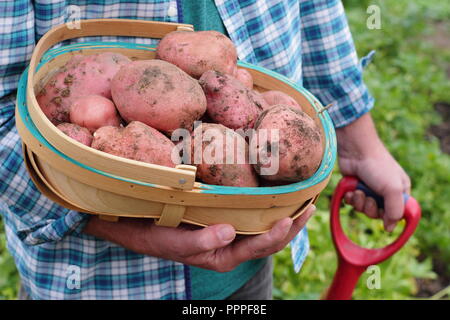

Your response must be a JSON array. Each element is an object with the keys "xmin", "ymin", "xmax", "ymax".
[{"xmin": 1, "ymin": 0, "xmax": 449, "ymax": 300}]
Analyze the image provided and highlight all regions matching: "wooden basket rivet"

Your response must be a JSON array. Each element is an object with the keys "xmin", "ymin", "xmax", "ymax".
[{"xmin": 174, "ymin": 165, "xmax": 196, "ymax": 187}]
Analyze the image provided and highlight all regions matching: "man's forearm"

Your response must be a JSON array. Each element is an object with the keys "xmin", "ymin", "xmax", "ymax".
[
  {"xmin": 83, "ymin": 216, "xmax": 154, "ymax": 256},
  {"xmin": 336, "ymin": 113, "xmax": 385, "ymax": 159}
]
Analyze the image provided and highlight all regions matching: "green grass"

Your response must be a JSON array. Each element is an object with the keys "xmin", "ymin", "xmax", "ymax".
[
  {"xmin": 0, "ymin": 220, "xmax": 19, "ymax": 299},
  {"xmin": 1, "ymin": 0, "xmax": 449, "ymax": 300},
  {"xmin": 274, "ymin": 0, "xmax": 450, "ymax": 300}
]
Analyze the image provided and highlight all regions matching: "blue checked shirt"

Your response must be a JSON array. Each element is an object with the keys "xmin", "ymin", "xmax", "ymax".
[{"xmin": 0, "ymin": 0, "xmax": 374, "ymax": 299}]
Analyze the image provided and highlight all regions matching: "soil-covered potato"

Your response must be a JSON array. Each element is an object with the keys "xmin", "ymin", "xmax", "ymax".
[
  {"xmin": 156, "ymin": 30, "xmax": 237, "ymax": 78},
  {"xmin": 111, "ymin": 59, "xmax": 206, "ymax": 133},
  {"xmin": 57, "ymin": 123, "xmax": 93, "ymax": 146},
  {"xmin": 91, "ymin": 121, "xmax": 177, "ymax": 167},
  {"xmin": 261, "ymin": 90, "xmax": 302, "ymax": 110},
  {"xmin": 199, "ymin": 70, "xmax": 269, "ymax": 130},
  {"xmin": 251, "ymin": 105, "xmax": 323, "ymax": 182},
  {"xmin": 234, "ymin": 68, "xmax": 253, "ymax": 89},
  {"xmin": 37, "ymin": 52, "xmax": 131, "ymax": 124},
  {"xmin": 191, "ymin": 123, "xmax": 258, "ymax": 187}
]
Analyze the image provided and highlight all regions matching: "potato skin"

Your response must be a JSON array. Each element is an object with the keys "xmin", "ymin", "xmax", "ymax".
[
  {"xmin": 234, "ymin": 68, "xmax": 253, "ymax": 89},
  {"xmin": 156, "ymin": 31, "xmax": 237, "ymax": 78},
  {"xmin": 91, "ymin": 121, "xmax": 177, "ymax": 167},
  {"xmin": 251, "ymin": 105, "xmax": 323, "ymax": 182},
  {"xmin": 69, "ymin": 95, "xmax": 121, "ymax": 133},
  {"xmin": 37, "ymin": 53, "xmax": 131, "ymax": 124},
  {"xmin": 191, "ymin": 123, "xmax": 258, "ymax": 187},
  {"xmin": 199, "ymin": 70, "xmax": 269, "ymax": 130},
  {"xmin": 57, "ymin": 123, "xmax": 93, "ymax": 146},
  {"xmin": 111, "ymin": 60, "xmax": 206, "ymax": 133},
  {"xmin": 261, "ymin": 90, "xmax": 302, "ymax": 110},
  {"xmin": 251, "ymin": 89, "xmax": 271, "ymax": 112}
]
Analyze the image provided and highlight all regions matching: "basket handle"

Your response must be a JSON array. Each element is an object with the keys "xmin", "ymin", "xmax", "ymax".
[{"xmin": 26, "ymin": 19, "xmax": 198, "ymax": 190}]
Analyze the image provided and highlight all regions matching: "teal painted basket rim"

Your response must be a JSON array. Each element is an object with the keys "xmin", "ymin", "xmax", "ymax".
[{"xmin": 18, "ymin": 41, "xmax": 337, "ymax": 196}]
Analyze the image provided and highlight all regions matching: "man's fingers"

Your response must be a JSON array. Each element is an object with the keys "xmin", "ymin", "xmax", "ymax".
[
  {"xmin": 345, "ymin": 191, "xmax": 378, "ymax": 218},
  {"xmin": 214, "ymin": 217, "xmax": 293, "ymax": 272},
  {"xmin": 382, "ymin": 187, "xmax": 405, "ymax": 232},
  {"xmin": 214, "ymin": 205, "xmax": 315, "ymax": 272},
  {"xmin": 285, "ymin": 205, "xmax": 315, "ymax": 241},
  {"xmin": 363, "ymin": 197, "xmax": 379, "ymax": 219},
  {"xmin": 401, "ymin": 173, "xmax": 412, "ymax": 195},
  {"xmin": 240, "ymin": 217, "xmax": 293, "ymax": 259},
  {"xmin": 173, "ymin": 206, "xmax": 316, "ymax": 272},
  {"xmin": 152, "ymin": 223, "xmax": 236, "ymax": 258},
  {"xmin": 352, "ymin": 190, "xmax": 366, "ymax": 212},
  {"xmin": 344, "ymin": 191, "xmax": 354, "ymax": 205}
]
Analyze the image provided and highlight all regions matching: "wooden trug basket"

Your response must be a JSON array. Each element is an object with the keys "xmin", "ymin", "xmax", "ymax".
[{"xmin": 16, "ymin": 19, "xmax": 337, "ymax": 234}]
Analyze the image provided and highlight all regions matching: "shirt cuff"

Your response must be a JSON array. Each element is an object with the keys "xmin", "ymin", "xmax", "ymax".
[
  {"xmin": 319, "ymin": 50, "xmax": 376, "ymax": 128},
  {"xmin": 325, "ymin": 83, "xmax": 375, "ymax": 129},
  {"xmin": 17, "ymin": 211, "xmax": 91, "ymax": 246}
]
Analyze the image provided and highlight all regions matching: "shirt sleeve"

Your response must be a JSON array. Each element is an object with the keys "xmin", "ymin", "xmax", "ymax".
[
  {"xmin": 299, "ymin": 0, "xmax": 375, "ymax": 128},
  {"xmin": 0, "ymin": 2, "xmax": 90, "ymax": 246}
]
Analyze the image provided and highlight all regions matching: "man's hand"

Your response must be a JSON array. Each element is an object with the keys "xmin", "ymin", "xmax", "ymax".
[
  {"xmin": 83, "ymin": 205, "xmax": 315, "ymax": 272},
  {"xmin": 336, "ymin": 113, "xmax": 411, "ymax": 232}
]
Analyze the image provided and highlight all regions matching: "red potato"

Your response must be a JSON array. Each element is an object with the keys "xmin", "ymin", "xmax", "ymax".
[
  {"xmin": 111, "ymin": 60, "xmax": 206, "ymax": 133},
  {"xmin": 91, "ymin": 121, "xmax": 177, "ymax": 167},
  {"xmin": 251, "ymin": 105, "xmax": 323, "ymax": 182},
  {"xmin": 199, "ymin": 70, "xmax": 269, "ymax": 130},
  {"xmin": 251, "ymin": 89, "xmax": 271, "ymax": 112},
  {"xmin": 69, "ymin": 95, "xmax": 121, "ymax": 133},
  {"xmin": 234, "ymin": 68, "xmax": 254, "ymax": 89},
  {"xmin": 56, "ymin": 123, "xmax": 93, "ymax": 146},
  {"xmin": 261, "ymin": 90, "xmax": 302, "ymax": 110},
  {"xmin": 191, "ymin": 123, "xmax": 258, "ymax": 187},
  {"xmin": 37, "ymin": 52, "xmax": 131, "ymax": 124},
  {"xmin": 156, "ymin": 30, "xmax": 237, "ymax": 79}
]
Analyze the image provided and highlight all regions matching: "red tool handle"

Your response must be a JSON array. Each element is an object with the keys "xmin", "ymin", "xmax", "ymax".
[{"xmin": 324, "ymin": 176, "xmax": 421, "ymax": 300}]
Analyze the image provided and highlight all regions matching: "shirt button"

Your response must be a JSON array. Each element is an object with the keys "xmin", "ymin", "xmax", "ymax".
[{"xmin": 167, "ymin": 5, "xmax": 177, "ymax": 17}]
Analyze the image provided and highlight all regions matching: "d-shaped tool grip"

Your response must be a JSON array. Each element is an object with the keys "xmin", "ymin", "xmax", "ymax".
[{"xmin": 324, "ymin": 176, "xmax": 421, "ymax": 300}]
